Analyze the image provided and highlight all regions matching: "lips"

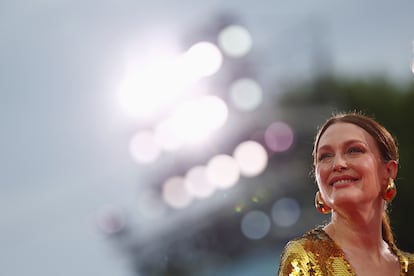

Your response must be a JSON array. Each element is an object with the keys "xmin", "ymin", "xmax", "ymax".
[{"xmin": 329, "ymin": 175, "xmax": 359, "ymax": 186}]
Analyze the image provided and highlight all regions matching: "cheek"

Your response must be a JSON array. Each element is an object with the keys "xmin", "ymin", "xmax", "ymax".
[
  {"xmin": 315, "ymin": 172, "xmax": 330, "ymax": 200},
  {"xmin": 355, "ymin": 159, "xmax": 379, "ymax": 177},
  {"xmin": 315, "ymin": 166, "xmax": 329, "ymax": 183}
]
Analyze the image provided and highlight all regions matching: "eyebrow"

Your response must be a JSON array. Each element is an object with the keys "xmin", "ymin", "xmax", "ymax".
[{"xmin": 317, "ymin": 139, "xmax": 367, "ymax": 152}]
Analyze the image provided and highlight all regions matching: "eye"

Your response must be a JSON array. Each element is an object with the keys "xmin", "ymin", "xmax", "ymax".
[
  {"xmin": 348, "ymin": 146, "xmax": 364, "ymax": 154},
  {"xmin": 318, "ymin": 152, "xmax": 333, "ymax": 161}
]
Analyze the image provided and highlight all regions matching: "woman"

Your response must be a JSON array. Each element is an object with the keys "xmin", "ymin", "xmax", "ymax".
[{"xmin": 278, "ymin": 112, "xmax": 414, "ymax": 275}]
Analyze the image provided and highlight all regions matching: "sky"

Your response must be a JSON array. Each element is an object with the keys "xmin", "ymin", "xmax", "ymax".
[{"xmin": 1, "ymin": 1, "xmax": 414, "ymax": 275}]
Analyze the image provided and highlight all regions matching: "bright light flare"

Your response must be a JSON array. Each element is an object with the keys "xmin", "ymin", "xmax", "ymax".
[
  {"xmin": 233, "ymin": 141, "xmax": 268, "ymax": 177},
  {"xmin": 118, "ymin": 56, "xmax": 190, "ymax": 121},
  {"xmin": 118, "ymin": 41, "xmax": 223, "ymax": 121}
]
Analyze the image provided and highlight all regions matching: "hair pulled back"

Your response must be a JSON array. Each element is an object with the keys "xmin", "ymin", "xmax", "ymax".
[{"xmin": 313, "ymin": 111, "xmax": 399, "ymax": 245}]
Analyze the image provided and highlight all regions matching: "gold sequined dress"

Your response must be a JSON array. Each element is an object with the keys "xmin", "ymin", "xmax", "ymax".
[{"xmin": 278, "ymin": 226, "xmax": 414, "ymax": 275}]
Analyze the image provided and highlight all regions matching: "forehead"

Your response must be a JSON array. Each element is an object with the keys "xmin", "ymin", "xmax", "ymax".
[{"xmin": 318, "ymin": 122, "xmax": 376, "ymax": 149}]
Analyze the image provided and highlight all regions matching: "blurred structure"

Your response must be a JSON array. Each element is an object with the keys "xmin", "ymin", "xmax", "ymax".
[{"xmin": 97, "ymin": 12, "xmax": 340, "ymax": 276}]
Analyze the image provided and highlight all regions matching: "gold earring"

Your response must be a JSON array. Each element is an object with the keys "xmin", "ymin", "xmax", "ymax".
[
  {"xmin": 383, "ymin": 179, "xmax": 397, "ymax": 202},
  {"xmin": 315, "ymin": 191, "xmax": 331, "ymax": 214}
]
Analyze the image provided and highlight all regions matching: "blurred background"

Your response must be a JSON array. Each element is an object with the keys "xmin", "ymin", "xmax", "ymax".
[{"xmin": 1, "ymin": 1, "xmax": 414, "ymax": 275}]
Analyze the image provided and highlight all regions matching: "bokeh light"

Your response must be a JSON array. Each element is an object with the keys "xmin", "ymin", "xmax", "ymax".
[
  {"xmin": 154, "ymin": 118, "xmax": 184, "ymax": 151},
  {"xmin": 184, "ymin": 166, "xmax": 216, "ymax": 198},
  {"xmin": 129, "ymin": 130, "xmax": 161, "ymax": 164},
  {"xmin": 241, "ymin": 210, "xmax": 271, "ymax": 240},
  {"xmin": 271, "ymin": 197, "xmax": 301, "ymax": 227},
  {"xmin": 95, "ymin": 205, "xmax": 126, "ymax": 235},
  {"xmin": 264, "ymin": 121, "xmax": 294, "ymax": 152},
  {"xmin": 162, "ymin": 176, "xmax": 193, "ymax": 209},
  {"xmin": 233, "ymin": 140, "xmax": 268, "ymax": 177},
  {"xmin": 153, "ymin": 95, "xmax": 228, "ymax": 149},
  {"xmin": 218, "ymin": 25, "xmax": 253, "ymax": 58},
  {"xmin": 229, "ymin": 78, "xmax": 263, "ymax": 111},
  {"xmin": 168, "ymin": 95, "xmax": 229, "ymax": 145},
  {"xmin": 206, "ymin": 154, "xmax": 240, "ymax": 189},
  {"xmin": 182, "ymin": 41, "xmax": 223, "ymax": 78}
]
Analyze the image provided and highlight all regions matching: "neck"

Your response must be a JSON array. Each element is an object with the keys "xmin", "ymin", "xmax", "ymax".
[{"xmin": 324, "ymin": 200, "xmax": 387, "ymax": 254}]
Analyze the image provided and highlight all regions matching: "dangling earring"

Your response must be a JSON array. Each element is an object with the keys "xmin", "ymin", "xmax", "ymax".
[
  {"xmin": 315, "ymin": 191, "xmax": 331, "ymax": 214},
  {"xmin": 383, "ymin": 179, "xmax": 397, "ymax": 202}
]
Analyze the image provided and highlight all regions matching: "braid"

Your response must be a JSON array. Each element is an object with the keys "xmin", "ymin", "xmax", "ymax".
[{"xmin": 382, "ymin": 211, "xmax": 395, "ymax": 245}]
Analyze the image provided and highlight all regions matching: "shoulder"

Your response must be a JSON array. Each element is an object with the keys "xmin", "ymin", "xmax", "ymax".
[
  {"xmin": 278, "ymin": 238, "xmax": 310, "ymax": 276},
  {"xmin": 280, "ymin": 238, "xmax": 309, "ymax": 261},
  {"xmin": 278, "ymin": 226, "xmax": 350, "ymax": 276},
  {"xmin": 278, "ymin": 227, "xmax": 328, "ymax": 275}
]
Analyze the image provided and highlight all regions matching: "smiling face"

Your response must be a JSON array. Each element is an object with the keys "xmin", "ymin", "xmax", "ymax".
[{"xmin": 315, "ymin": 122, "xmax": 391, "ymax": 210}]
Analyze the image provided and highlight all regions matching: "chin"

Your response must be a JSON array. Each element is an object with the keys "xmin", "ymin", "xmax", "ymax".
[{"xmin": 331, "ymin": 193, "xmax": 362, "ymax": 208}]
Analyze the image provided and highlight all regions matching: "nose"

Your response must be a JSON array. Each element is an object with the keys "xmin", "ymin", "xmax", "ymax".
[{"xmin": 332, "ymin": 154, "xmax": 347, "ymax": 172}]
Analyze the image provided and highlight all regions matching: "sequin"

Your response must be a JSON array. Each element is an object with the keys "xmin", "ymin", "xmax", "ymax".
[{"xmin": 278, "ymin": 226, "xmax": 414, "ymax": 275}]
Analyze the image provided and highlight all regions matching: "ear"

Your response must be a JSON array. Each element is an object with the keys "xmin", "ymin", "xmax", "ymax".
[{"xmin": 385, "ymin": 160, "xmax": 398, "ymax": 179}]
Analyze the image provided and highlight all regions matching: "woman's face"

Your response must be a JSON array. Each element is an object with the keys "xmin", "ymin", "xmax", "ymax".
[{"xmin": 315, "ymin": 122, "xmax": 390, "ymax": 210}]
